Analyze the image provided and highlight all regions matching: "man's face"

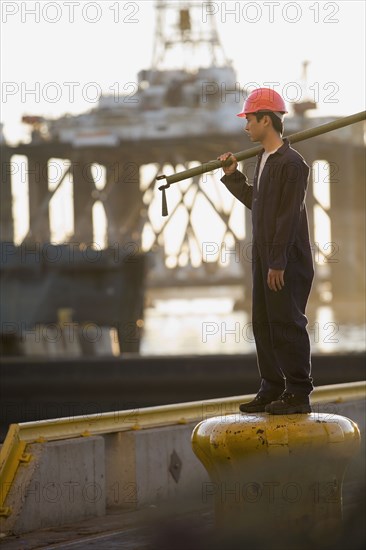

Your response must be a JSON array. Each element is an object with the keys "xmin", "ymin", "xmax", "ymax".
[{"xmin": 244, "ymin": 113, "xmax": 267, "ymax": 143}]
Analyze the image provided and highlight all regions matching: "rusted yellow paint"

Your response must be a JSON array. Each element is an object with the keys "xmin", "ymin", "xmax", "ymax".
[
  {"xmin": 0, "ymin": 425, "xmax": 28, "ymax": 514},
  {"xmin": 191, "ymin": 412, "xmax": 361, "ymax": 542}
]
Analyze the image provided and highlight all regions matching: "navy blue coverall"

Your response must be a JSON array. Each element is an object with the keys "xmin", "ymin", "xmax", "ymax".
[{"xmin": 221, "ymin": 138, "xmax": 314, "ymax": 396}]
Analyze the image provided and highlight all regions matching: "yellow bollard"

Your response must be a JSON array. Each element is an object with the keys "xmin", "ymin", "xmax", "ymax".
[{"xmin": 192, "ymin": 412, "xmax": 360, "ymax": 549}]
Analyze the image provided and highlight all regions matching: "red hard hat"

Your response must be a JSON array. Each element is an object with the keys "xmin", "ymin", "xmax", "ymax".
[{"xmin": 237, "ymin": 88, "xmax": 288, "ymax": 118}]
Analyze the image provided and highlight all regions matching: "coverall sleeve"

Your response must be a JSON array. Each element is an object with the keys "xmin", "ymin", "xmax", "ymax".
[
  {"xmin": 269, "ymin": 159, "xmax": 308, "ymax": 270},
  {"xmin": 220, "ymin": 170, "xmax": 253, "ymax": 210}
]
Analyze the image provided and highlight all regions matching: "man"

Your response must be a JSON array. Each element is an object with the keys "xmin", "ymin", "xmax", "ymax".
[{"xmin": 218, "ymin": 87, "xmax": 314, "ymax": 414}]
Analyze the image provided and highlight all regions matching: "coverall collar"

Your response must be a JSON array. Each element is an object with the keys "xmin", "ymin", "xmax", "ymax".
[{"xmin": 258, "ymin": 138, "xmax": 290, "ymax": 158}]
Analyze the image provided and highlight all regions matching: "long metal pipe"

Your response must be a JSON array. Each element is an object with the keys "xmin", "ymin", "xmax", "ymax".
[{"xmin": 157, "ymin": 110, "xmax": 365, "ymax": 215}]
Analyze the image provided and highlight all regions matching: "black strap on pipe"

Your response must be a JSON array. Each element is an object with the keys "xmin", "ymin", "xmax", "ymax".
[{"xmin": 157, "ymin": 110, "xmax": 366, "ymax": 216}]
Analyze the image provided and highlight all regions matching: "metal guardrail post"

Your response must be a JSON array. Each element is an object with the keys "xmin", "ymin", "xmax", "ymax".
[
  {"xmin": 191, "ymin": 412, "xmax": 361, "ymax": 547},
  {"xmin": 0, "ymin": 426, "xmax": 30, "ymax": 518}
]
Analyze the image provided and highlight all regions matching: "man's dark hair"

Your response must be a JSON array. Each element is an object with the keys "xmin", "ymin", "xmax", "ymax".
[{"xmin": 255, "ymin": 111, "xmax": 284, "ymax": 135}]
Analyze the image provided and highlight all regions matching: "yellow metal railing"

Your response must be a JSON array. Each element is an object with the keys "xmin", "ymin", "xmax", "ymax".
[{"xmin": 0, "ymin": 381, "xmax": 365, "ymax": 517}]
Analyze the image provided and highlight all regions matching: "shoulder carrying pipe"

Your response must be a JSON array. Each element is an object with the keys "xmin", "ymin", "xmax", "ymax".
[{"xmin": 157, "ymin": 110, "xmax": 365, "ymax": 216}]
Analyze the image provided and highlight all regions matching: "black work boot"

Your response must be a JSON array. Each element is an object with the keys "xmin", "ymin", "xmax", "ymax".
[
  {"xmin": 239, "ymin": 393, "xmax": 281, "ymax": 413},
  {"xmin": 265, "ymin": 391, "xmax": 311, "ymax": 415}
]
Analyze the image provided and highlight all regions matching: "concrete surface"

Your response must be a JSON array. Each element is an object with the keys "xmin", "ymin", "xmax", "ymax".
[
  {"xmin": 104, "ymin": 423, "xmax": 209, "ymax": 509},
  {"xmin": 0, "ymin": 501, "xmax": 365, "ymax": 550},
  {"xmin": 0, "ymin": 506, "xmax": 214, "ymax": 550},
  {"xmin": 2, "ymin": 437, "xmax": 105, "ymax": 535}
]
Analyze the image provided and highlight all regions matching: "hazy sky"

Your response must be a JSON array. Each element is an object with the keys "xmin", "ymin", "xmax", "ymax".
[{"xmin": 1, "ymin": 0, "xmax": 365, "ymax": 143}]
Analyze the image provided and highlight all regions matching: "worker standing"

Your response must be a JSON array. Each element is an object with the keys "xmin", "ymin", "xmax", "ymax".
[{"xmin": 218, "ymin": 88, "xmax": 314, "ymax": 414}]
